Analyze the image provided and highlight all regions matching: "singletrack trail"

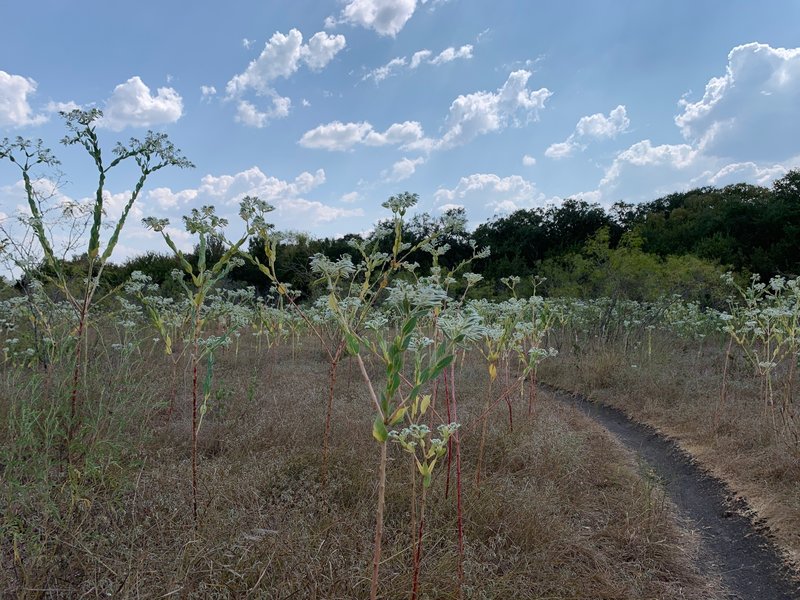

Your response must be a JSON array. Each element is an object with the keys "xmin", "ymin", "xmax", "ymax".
[{"xmin": 543, "ymin": 384, "xmax": 799, "ymax": 600}]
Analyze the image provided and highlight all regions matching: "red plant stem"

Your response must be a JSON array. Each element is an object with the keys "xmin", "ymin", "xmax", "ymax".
[
  {"xmin": 321, "ymin": 339, "xmax": 346, "ymax": 488},
  {"xmin": 450, "ymin": 362, "xmax": 464, "ymax": 597},
  {"xmin": 167, "ymin": 355, "xmax": 178, "ymax": 423},
  {"xmin": 783, "ymin": 350, "xmax": 796, "ymax": 434},
  {"xmin": 67, "ymin": 307, "xmax": 88, "ymax": 454},
  {"xmin": 191, "ymin": 335, "xmax": 199, "ymax": 528},
  {"xmin": 475, "ymin": 377, "xmax": 492, "ymax": 488},
  {"xmin": 352, "ymin": 353, "xmax": 388, "ymax": 600},
  {"xmin": 714, "ymin": 335, "xmax": 734, "ymax": 434},
  {"xmin": 411, "ymin": 482, "xmax": 427, "ymax": 600},
  {"xmin": 370, "ymin": 440, "xmax": 387, "ymax": 600},
  {"xmin": 429, "ymin": 377, "xmax": 439, "ymax": 430},
  {"xmin": 504, "ymin": 359, "xmax": 513, "ymax": 431},
  {"xmin": 443, "ymin": 368, "xmax": 453, "ymax": 500},
  {"xmin": 527, "ymin": 368, "xmax": 537, "ymax": 417}
]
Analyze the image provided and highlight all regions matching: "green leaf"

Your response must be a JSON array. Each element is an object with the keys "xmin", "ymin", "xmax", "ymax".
[
  {"xmin": 372, "ymin": 415, "xmax": 388, "ymax": 443},
  {"xmin": 427, "ymin": 353, "xmax": 454, "ymax": 382},
  {"xmin": 401, "ymin": 315, "xmax": 418, "ymax": 337},
  {"xmin": 345, "ymin": 332, "xmax": 360, "ymax": 356},
  {"xmin": 389, "ymin": 406, "xmax": 407, "ymax": 426},
  {"xmin": 420, "ymin": 394, "xmax": 431, "ymax": 415}
]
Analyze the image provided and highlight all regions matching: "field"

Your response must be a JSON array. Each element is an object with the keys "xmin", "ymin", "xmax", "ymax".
[
  {"xmin": 2, "ymin": 328, "xmax": 728, "ymax": 599},
  {"xmin": 0, "ymin": 129, "xmax": 798, "ymax": 598},
  {"xmin": 2, "ymin": 279, "xmax": 799, "ymax": 598}
]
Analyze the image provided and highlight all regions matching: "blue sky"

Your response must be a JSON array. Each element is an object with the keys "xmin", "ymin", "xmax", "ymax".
[{"xmin": 1, "ymin": 0, "xmax": 799, "ymax": 262}]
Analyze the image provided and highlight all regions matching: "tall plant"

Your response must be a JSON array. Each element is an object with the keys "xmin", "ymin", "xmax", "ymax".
[
  {"xmin": 0, "ymin": 109, "xmax": 192, "ymax": 457},
  {"xmin": 144, "ymin": 197, "xmax": 270, "ymax": 526}
]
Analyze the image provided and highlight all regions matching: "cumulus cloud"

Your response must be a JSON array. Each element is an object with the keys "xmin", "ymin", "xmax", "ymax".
[
  {"xmin": 198, "ymin": 166, "xmax": 326, "ymax": 201},
  {"xmin": 439, "ymin": 70, "xmax": 551, "ymax": 149},
  {"xmin": 702, "ymin": 161, "xmax": 794, "ymax": 187},
  {"xmin": 434, "ymin": 173, "xmax": 546, "ymax": 214},
  {"xmin": 675, "ymin": 42, "xmax": 800, "ymax": 161},
  {"xmin": 141, "ymin": 166, "xmax": 359, "ymax": 228},
  {"xmin": 147, "ymin": 187, "xmax": 199, "ymax": 210},
  {"xmin": 303, "ymin": 71, "xmax": 549, "ymax": 153},
  {"xmin": 340, "ymin": 191, "xmax": 360, "ymax": 203},
  {"xmin": 0, "ymin": 70, "xmax": 48, "ymax": 127},
  {"xmin": 385, "ymin": 156, "xmax": 425, "ymax": 181},
  {"xmin": 299, "ymin": 120, "xmax": 433, "ymax": 151},
  {"xmin": 200, "ymin": 85, "xmax": 217, "ymax": 100},
  {"xmin": 226, "ymin": 29, "xmax": 346, "ymax": 97},
  {"xmin": 363, "ymin": 57, "xmax": 407, "ymax": 83},
  {"xmin": 44, "ymin": 100, "xmax": 82, "ymax": 114},
  {"xmin": 336, "ymin": 0, "xmax": 419, "ymax": 37},
  {"xmin": 522, "ymin": 154, "xmax": 536, "ymax": 166},
  {"xmin": 410, "ymin": 50, "xmax": 432, "ymax": 68},
  {"xmin": 101, "ymin": 76, "xmax": 183, "ymax": 131},
  {"xmin": 545, "ymin": 105, "xmax": 629, "ymax": 159},
  {"xmin": 224, "ymin": 29, "xmax": 344, "ymax": 127},
  {"xmin": 600, "ymin": 139, "xmax": 698, "ymax": 188},
  {"xmin": 235, "ymin": 96, "xmax": 291, "ymax": 128},
  {"xmin": 363, "ymin": 43, "xmax": 473, "ymax": 84},
  {"xmin": 430, "ymin": 44, "xmax": 473, "ymax": 65},
  {"xmin": 299, "ymin": 121, "xmax": 375, "ymax": 151}
]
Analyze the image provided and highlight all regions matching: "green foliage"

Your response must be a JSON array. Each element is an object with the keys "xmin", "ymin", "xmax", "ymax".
[{"xmin": 539, "ymin": 227, "xmax": 729, "ymax": 305}]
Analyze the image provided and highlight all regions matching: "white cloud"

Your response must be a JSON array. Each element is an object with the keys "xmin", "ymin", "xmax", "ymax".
[
  {"xmin": 198, "ymin": 166, "xmax": 326, "ymax": 202},
  {"xmin": 386, "ymin": 156, "xmax": 425, "ymax": 181},
  {"xmin": 340, "ymin": 191, "xmax": 360, "ymax": 203},
  {"xmin": 225, "ymin": 29, "xmax": 346, "ymax": 97},
  {"xmin": 363, "ymin": 57, "xmax": 407, "ymax": 83},
  {"xmin": 132, "ymin": 167, "xmax": 359, "ymax": 229},
  {"xmin": 703, "ymin": 161, "xmax": 792, "ymax": 187},
  {"xmin": 146, "ymin": 187, "xmax": 199, "ymax": 210},
  {"xmin": 235, "ymin": 96, "xmax": 291, "ymax": 128},
  {"xmin": 44, "ymin": 100, "xmax": 81, "ymax": 114},
  {"xmin": 102, "ymin": 190, "xmax": 144, "ymax": 221},
  {"xmin": 675, "ymin": 42, "xmax": 800, "ymax": 161},
  {"xmin": 242, "ymin": 38, "xmax": 254, "ymax": 49},
  {"xmin": 302, "ymin": 71, "xmax": 549, "ymax": 153},
  {"xmin": 338, "ymin": 0, "xmax": 418, "ymax": 37},
  {"xmin": 299, "ymin": 121, "xmax": 375, "ymax": 151},
  {"xmin": 0, "ymin": 71, "xmax": 48, "ymax": 127},
  {"xmin": 545, "ymin": 105, "xmax": 629, "ymax": 159},
  {"xmin": 364, "ymin": 43, "xmax": 473, "ymax": 84},
  {"xmin": 439, "ymin": 70, "xmax": 551, "ymax": 149},
  {"xmin": 601, "ymin": 139, "xmax": 698, "ymax": 187},
  {"xmin": 304, "ymin": 31, "xmax": 349, "ymax": 70},
  {"xmin": 364, "ymin": 121, "xmax": 428, "ymax": 147},
  {"xmin": 410, "ymin": 50, "xmax": 432, "ymax": 68},
  {"xmin": 434, "ymin": 173, "xmax": 546, "ymax": 214},
  {"xmin": 522, "ymin": 154, "xmax": 536, "ymax": 166},
  {"xmin": 543, "ymin": 142, "xmax": 573, "ymax": 160},
  {"xmin": 200, "ymin": 85, "xmax": 217, "ymax": 100},
  {"xmin": 437, "ymin": 202, "xmax": 464, "ymax": 212},
  {"xmin": 430, "ymin": 44, "xmax": 473, "ymax": 65},
  {"xmin": 276, "ymin": 198, "xmax": 364, "ymax": 225},
  {"xmin": 299, "ymin": 120, "xmax": 433, "ymax": 151},
  {"xmin": 101, "ymin": 76, "xmax": 183, "ymax": 131}
]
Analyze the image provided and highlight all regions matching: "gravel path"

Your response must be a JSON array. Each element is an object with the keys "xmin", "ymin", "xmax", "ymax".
[{"xmin": 544, "ymin": 384, "xmax": 799, "ymax": 600}]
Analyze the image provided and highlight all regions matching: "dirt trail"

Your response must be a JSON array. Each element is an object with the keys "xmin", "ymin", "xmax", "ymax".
[{"xmin": 543, "ymin": 384, "xmax": 799, "ymax": 600}]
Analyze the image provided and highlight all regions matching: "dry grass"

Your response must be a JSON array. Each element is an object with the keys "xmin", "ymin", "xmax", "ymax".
[
  {"xmin": 1, "ymin": 335, "xmax": 722, "ymax": 598},
  {"xmin": 540, "ymin": 330, "xmax": 800, "ymax": 572}
]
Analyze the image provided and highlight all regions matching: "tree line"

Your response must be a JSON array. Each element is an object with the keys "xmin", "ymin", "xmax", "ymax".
[{"xmin": 15, "ymin": 170, "xmax": 800, "ymax": 306}]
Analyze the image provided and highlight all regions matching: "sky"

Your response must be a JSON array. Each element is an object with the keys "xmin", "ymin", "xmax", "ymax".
[{"xmin": 1, "ymin": 0, "xmax": 800, "ymax": 263}]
